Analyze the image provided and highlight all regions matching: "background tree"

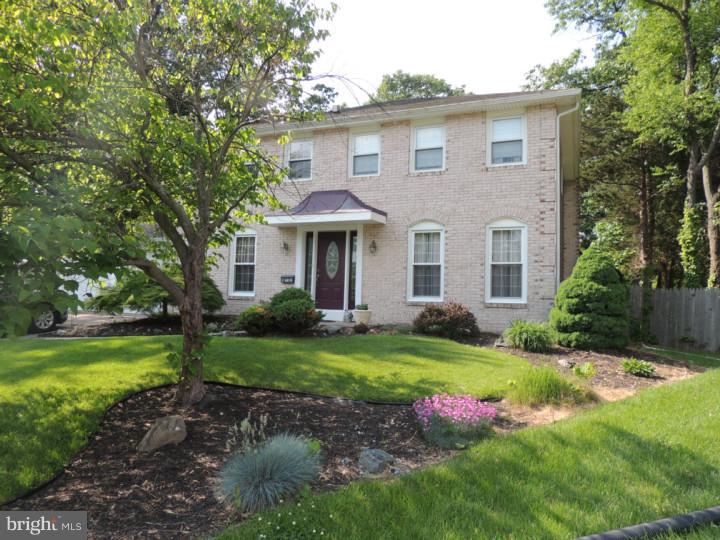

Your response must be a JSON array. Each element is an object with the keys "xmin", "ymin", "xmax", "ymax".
[
  {"xmin": 543, "ymin": 0, "xmax": 719, "ymax": 287},
  {"xmin": 86, "ymin": 268, "xmax": 225, "ymax": 316},
  {"xmin": 0, "ymin": 0, "xmax": 334, "ymax": 405},
  {"xmin": 373, "ymin": 70, "xmax": 465, "ymax": 102}
]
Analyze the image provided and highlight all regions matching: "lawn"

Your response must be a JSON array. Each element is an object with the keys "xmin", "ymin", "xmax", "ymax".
[
  {"xmin": 219, "ymin": 365, "xmax": 720, "ymax": 539},
  {"xmin": 0, "ymin": 334, "xmax": 529, "ymax": 503}
]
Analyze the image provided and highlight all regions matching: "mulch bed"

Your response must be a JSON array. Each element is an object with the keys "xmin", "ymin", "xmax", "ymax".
[
  {"xmin": 508, "ymin": 346, "xmax": 705, "ymax": 399},
  {"xmin": 4, "ymin": 384, "xmax": 452, "ymax": 539}
]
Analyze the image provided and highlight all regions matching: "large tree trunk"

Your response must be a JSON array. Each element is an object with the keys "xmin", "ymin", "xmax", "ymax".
[
  {"xmin": 702, "ymin": 164, "xmax": 720, "ymax": 287},
  {"xmin": 176, "ymin": 251, "xmax": 206, "ymax": 406}
]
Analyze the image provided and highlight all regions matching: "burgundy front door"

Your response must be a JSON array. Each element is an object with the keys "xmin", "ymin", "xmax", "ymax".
[{"xmin": 315, "ymin": 232, "xmax": 346, "ymax": 310}]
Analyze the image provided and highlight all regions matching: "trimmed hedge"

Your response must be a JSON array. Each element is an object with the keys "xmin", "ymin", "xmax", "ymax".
[
  {"xmin": 235, "ymin": 288, "xmax": 322, "ymax": 336},
  {"xmin": 550, "ymin": 245, "xmax": 629, "ymax": 350}
]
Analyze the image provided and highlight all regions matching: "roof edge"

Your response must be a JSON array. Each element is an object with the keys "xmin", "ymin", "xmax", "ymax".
[{"xmin": 257, "ymin": 89, "xmax": 581, "ymax": 136}]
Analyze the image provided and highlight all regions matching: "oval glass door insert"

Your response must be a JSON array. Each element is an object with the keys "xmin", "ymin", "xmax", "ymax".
[{"xmin": 326, "ymin": 241, "xmax": 339, "ymax": 279}]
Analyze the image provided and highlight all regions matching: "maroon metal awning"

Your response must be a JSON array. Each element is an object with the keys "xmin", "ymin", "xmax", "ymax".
[{"xmin": 266, "ymin": 190, "xmax": 387, "ymax": 225}]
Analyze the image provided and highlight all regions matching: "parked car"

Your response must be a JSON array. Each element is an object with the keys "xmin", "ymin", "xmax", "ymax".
[{"xmin": 28, "ymin": 304, "xmax": 68, "ymax": 333}]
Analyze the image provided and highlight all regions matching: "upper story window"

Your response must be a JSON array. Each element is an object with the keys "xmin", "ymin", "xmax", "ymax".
[
  {"xmin": 351, "ymin": 133, "xmax": 380, "ymax": 176},
  {"xmin": 490, "ymin": 116, "xmax": 525, "ymax": 165},
  {"xmin": 485, "ymin": 219, "xmax": 527, "ymax": 303},
  {"xmin": 288, "ymin": 140, "xmax": 313, "ymax": 180},
  {"xmin": 231, "ymin": 230, "xmax": 257, "ymax": 296},
  {"xmin": 412, "ymin": 125, "xmax": 445, "ymax": 172},
  {"xmin": 408, "ymin": 221, "xmax": 445, "ymax": 302}
]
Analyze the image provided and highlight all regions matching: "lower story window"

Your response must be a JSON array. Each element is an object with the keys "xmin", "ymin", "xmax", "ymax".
[
  {"xmin": 233, "ymin": 234, "xmax": 256, "ymax": 294},
  {"xmin": 409, "ymin": 223, "xmax": 444, "ymax": 301},
  {"xmin": 486, "ymin": 220, "xmax": 527, "ymax": 303}
]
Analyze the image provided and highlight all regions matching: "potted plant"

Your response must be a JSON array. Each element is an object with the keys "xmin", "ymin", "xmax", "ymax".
[{"xmin": 353, "ymin": 304, "xmax": 372, "ymax": 325}]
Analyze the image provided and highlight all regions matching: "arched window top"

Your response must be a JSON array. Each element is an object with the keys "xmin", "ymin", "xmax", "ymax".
[
  {"xmin": 409, "ymin": 220, "xmax": 445, "ymax": 232},
  {"xmin": 488, "ymin": 217, "xmax": 526, "ymax": 229}
]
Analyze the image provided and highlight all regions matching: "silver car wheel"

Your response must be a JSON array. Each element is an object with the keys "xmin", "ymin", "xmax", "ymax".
[{"xmin": 34, "ymin": 310, "xmax": 55, "ymax": 330}]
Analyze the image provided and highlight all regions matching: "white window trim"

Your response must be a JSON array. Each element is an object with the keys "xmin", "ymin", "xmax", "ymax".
[
  {"xmin": 485, "ymin": 219, "xmax": 528, "ymax": 304},
  {"xmin": 411, "ymin": 122, "xmax": 446, "ymax": 173},
  {"xmin": 407, "ymin": 221, "xmax": 445, "ymax": 302},
  {"xmin": 229, "ymin": 229, "xmax": 257, "ymax": 298},
  {"xmin": 285, "ymin": 139, "xmax": 313, "ymax": 182},
  {"xmin": 348, "ymin": 130, "xmax": 381, "ymax": 178},
  {"xmin": 486, "ymin": 112, "xmax": 527, "ymax": 167}
]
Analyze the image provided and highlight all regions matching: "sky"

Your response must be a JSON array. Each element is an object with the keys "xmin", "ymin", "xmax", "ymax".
[{"xmin": 310, "ymin": 0, "xmax": 597, "ymax": 105}]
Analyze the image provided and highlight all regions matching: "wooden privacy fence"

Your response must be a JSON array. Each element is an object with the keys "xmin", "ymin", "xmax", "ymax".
[{"xmin": 630, "ymin": 286, "xmax": 720, "ymax": 352}]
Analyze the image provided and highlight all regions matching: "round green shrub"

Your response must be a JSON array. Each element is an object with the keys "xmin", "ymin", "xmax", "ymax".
[
  {"xmin": 504, "ymin": 320, "xmax": 554, "ymax": 353},
  {"xmin": 413, "ymin": 302, "xmax": 480, "ymax": 340},
  {"xmin": 271, "ymin": 298, "xmax": 322, "ymax": 334},
  {"xmin": 235, "ymin": 305, "xmax": 274, "ymax": 336},
  {"xmin": 269, "ymin": 287, "xmax": 314, "ymax": 308},
  {"xmin": 550, "ymin": 245, "xmax": 629, "ymax": 350}
]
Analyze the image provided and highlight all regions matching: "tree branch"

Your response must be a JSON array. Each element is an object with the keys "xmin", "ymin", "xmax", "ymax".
[{"xmin": 126, "ymin": 257, "xmax": 185, "ymax": 305}]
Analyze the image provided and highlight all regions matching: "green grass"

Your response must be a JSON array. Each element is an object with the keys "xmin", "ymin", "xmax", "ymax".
[
  {"xmin": 640, "ymin": 345, "xmax": 720, "ymax": 369},
  {"xmin": 0, "ymin": 334, "xmax": 529, "ymax": 503},
  {"xmin": 508, "ymin": 365, "xmax": 591, "ymax": 406},
  {"xmin": 220, "ymin": 367, "xmax": 720, "ymax": 539}
]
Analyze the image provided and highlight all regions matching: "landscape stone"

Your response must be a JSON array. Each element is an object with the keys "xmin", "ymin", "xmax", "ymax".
[
  {"xmin": 137, "ymin": 415, "xmax": 187, "ymax": 453},
  {"xmin": 358, "ymin": 448, "xmax": 395, "ymax": 474}
]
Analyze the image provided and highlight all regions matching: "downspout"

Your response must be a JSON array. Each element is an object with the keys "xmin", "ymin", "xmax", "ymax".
[{"xmin": 555, "ymin": 100, "xmax": 580, "ymax": 290}]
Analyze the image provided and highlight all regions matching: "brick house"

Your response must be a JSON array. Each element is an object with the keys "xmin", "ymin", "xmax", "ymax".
[{"xmin": 209, "ymin": 89, "xmax": 581, "ymax": 332}]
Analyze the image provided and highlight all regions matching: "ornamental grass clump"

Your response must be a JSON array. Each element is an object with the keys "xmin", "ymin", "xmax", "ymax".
[
  {"xmin": 219, "ymin": 434, "xmax": 320, "ymax": 514},
  {"xmin": 509, "ymin": 366, "xmax": 592, "ymax": 406},
  {"xmin": 413, "ymin": 394, "xmax": 497, "ymax": 449}
]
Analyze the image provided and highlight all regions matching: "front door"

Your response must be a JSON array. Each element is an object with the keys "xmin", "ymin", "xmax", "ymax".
[{"xmin": 315, "ymin": 231, "xmax": 346, "ymax": 310}]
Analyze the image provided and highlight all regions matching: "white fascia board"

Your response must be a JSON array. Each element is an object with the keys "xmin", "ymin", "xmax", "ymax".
[{"xmin": 266, "ymin": 211, "xmax": 386, "ymax": 226}]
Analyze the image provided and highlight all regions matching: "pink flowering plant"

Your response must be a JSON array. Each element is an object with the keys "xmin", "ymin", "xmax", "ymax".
[{"xmin": 413, "ymin": 394, "xmax": 497, "ymax": 449}]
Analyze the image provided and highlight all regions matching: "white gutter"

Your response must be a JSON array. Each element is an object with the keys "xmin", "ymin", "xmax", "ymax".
[{"xmin": 555, "ymin": 100, "xmax": 580, "ymax": 290}]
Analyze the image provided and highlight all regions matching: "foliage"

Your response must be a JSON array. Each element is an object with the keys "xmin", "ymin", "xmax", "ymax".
[
  {"xmin": 269, "ymin": 288, "xmax": 315, "ymax": 309},
  {"xmin": 271, "ymin": 298, "xmax": 323, "ymax": 335},
  {"xmin": 414, "ymin": 394, "xmax": 496, "ymax": 449},
  {"xmin": 621, "ymin": 357, "xmax": 656, "ymax": 378},
  {"xmin": 504, "ymin": 320, "xmax": 555, "ymax": 353},
  {"xmin": 0, "ymin": 0, "xmax": 335, "ymax": 404},
  {"xmin": 678, "ymin": 205, "xmax": 709, "ymax": 288},
  {"xmin": 572, "ymin": 362, "xmax": 598, "ymax": 380},
  {"xmin": 235, "ymin": 305, "xmax": 275, "ymax": 337},
  {"xmin": 220, "ymin": 433, "xmax": 320, "ymax": 513},
  {"xmin": 413, "ymin": 302, "xmax": 480, "ymax": 340},
  {"xmin": 226, "ymin": 411, "xmax": 269, "ymax": 453},
  {"xmin": 373, "ymin": 70, "xmax": 465, "ymax": 102},
  {"xmin": 86, "ymin": 268, "xmax": 224, "ymax": 315},
  {"xmin": 550, "ymin": 246, "xmax": 630, "ymax": 350},
  {"xmin": 508, "ymin": 366, "xmax": 591, "ymax": 406},
  {"xmin": 355, "ymin": 303, "xmax": 368, "ymax": 310}
]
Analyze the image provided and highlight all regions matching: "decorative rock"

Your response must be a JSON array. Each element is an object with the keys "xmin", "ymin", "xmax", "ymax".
[
  {"xmin": 137, "ymin": 415, "xmax": 187, "ymax": 453},
  {"xmin": 558, "ymin": 358, "xmax": 576, "ymax": 369},
  {"xmin": 389, "ymin": 463, "xmax": 411, "ymax": 476},
  {"xmin": 494, "ymin": 337, "xmax": 507, "ymax": 348},
  {"xmin": 358, "ymin": 448, "xmax": 395, "ymax": 475}
]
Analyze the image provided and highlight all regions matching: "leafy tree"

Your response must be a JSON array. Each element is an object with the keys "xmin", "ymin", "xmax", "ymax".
[
  {"xmin": 86, "ymin": 268, "xmax": 225, "ymax": 316},
  {"xmin": 550, "ymin": 245, "xmax": 630, "ymax": 349},
  {"xmin": 0, "ymin": 0, "xmax": 333, "ymax": 405},
  {"xmin": 546, "ymin": 0, "xmax": 720, "ymax": 287},
  {"xmin": 373, "ymin": 70, "xmax": 465, "ymax": 102}
]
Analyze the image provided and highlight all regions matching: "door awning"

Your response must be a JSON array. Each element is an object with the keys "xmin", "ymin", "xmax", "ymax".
[{"xmin": 266, "ymin": 190, "xmax": 387, "ymax": 226}]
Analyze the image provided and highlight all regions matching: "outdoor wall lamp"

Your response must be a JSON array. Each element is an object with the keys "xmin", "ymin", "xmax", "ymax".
[
  {"xmin": 369, "ymin": 240, "xmax": 377, "ymax": 254},
  {"xmin": 282, "ymin": 241, "xmax": 289, "ymax": 254}
]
